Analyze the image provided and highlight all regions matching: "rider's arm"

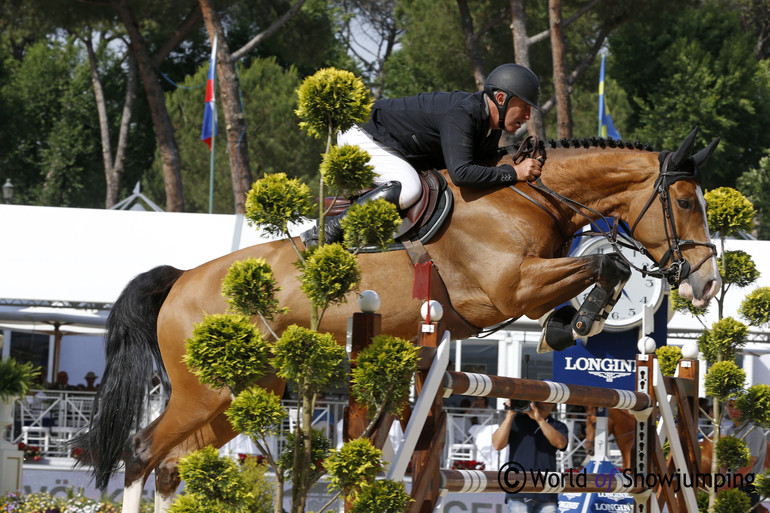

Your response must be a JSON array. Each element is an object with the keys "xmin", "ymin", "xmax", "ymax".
[
  {"xmin": 440, "ymin": 107, "xmax": 541, "ymax": 186},
  {"xmin": 440, "ymin": 107, "xmax": 517, "ymax": 187}
]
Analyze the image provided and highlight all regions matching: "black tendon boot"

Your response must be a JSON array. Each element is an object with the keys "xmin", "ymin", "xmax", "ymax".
[{"xmin": 300, "ymin": 181, "xmax": 402, "ymax": 248}]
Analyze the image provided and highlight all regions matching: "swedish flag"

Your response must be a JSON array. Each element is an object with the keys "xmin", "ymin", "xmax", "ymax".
[{"xmin": 598, "ymin": 55, "xmax": 621, "ymax": 140}]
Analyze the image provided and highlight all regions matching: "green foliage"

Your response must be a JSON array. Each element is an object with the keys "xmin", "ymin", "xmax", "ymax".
[
  {"xmin": 670, "ymin": 288, "xmax": 708, "ymax": 318},
  {"xmin": 149, "ymin": 57, "xmax": 325, "ymax": 213},
  {"xmin": 278, "ymin": 427, "xmax": 332, "ymax": 481},
  {"xmin": 320, "ymin": 145, "xmax": 376, "ymax": 193},
  {"xmin": 734, "ymin": 384, "xmax": 770, "ymax": 429},
  {"xmin": 351, "ymin": 335, "xmax": 418, "ymax": 417},
  {"xmin": 736, "ymin": 151, "xmax": 770, "ymax": 239},
  {"xmin": 349, "ymin": 480, "xmax": 412, "ymax": 513},
  {"xmin": 238, "ymin": 457, "xmax": 274, "ymax": 513},
  {"xmin": 244, "ymin": 173, "xmax": 314, "ymax": 237},
  {"xmin": 704, "ymin": 361, "xmax": 745, "ymax": 401},
  {"xmin": 713, "ymin": 487, "xmax": 750, "ymax": 513},
  {"xmin": 715, "ymin": 435, "xmax": 750, "ymax": 472},
  {"xmin": 341, "ymin": 200, "xmax": 402, "ymax": 252},
  {"xmin": 704, "ymin": 188, "xmax": 756, "ymax": 238},
  {"xmin": 226, "ymin": 387, "xmax": 287, "ymax": 440},
  {"xmin": 655, "ymin": 346, "xmax": 682, "ymax": 377},
  {"xmin": 0, "ymin": 37, "xmax": 117, "ymax": 208},
  {"xmin": 739, "ymin": 287, "xmax": 770, "ymax": 328},
  {"xmin": 221, "ymin": 258, "xmax": 286, "ymax": 320},
  {"xmin": 718, "ymin": 250, "xmax": 759, "ymax": 288},
  {"xmin": 299, "ymin": 243, "xmax": 361, "ymax": 308},
  {"xmin": 611, "ymin": 4, "xmax": 770, "ymax": 189},
  {"xmin": 754, "ymin": 470, "xmax": 770, "ymax": 502},
  {"xmin": 184, "ymin": 314, "xmax": 269, "ymax": 395},
  {"xmin": 272, "ymin": 324, "xmax": 346, "ymax": 389},
  {"xmin": 295, "ymin": 68, "xmax": 371, "ymax": 141},
  {"xmin": 698, "ymin": 317, "xmax": 748, "ymax": 364},
  {"xmin": 325, "ymin": 438, "xmax": 384, "ymax": 498},
  {"xmin": 697, "ymin": 490, "xmax": 709, "ymax": 513},
  {"xmin": 171, "ymin": 447, "xmax": 255, "ymax": 513},
  {"xmin": 0, "ymin": 357, "xmax": 40, "ymax": 401}
]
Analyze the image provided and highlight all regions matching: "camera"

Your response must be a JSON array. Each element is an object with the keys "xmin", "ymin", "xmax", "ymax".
[{"xmin": 505, "ymin": 399, "xmax": 531, "ymax": 412}]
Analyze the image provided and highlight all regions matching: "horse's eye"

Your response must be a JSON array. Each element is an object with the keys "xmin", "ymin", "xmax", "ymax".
[{"xmin": 677, "ymin": 199, "xmax": 692, "ymax": 209}]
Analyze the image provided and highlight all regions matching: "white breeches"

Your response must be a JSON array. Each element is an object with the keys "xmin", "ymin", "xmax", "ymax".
[{"xmin": 337, "ymin": 125, "xmax": 422, "ymax": 210}]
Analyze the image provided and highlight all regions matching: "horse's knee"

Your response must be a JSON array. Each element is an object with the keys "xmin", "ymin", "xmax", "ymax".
[{"xmin": 599, "ymin": 253, "xmax": 631, "ymax": 287}]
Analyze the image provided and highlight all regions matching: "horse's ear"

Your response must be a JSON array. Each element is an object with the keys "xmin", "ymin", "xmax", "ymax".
[
  {"xmin": 692, "ymin": 137, "xmax": 720, "ymax": 169},
  {"xmin": 671, "ymin": 126, "xmax": 699, "ymax": 168}
]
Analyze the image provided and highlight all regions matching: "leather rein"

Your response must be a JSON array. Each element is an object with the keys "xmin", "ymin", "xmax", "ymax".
[{"xmin": 507, "ymin": 136, "xmax": 716, "ymax": 287}]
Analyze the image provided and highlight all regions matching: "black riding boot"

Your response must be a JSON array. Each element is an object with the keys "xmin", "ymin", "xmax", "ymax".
[{"xmin": 301, "ymin": 181, "xmax": 402, "ymax": 248}]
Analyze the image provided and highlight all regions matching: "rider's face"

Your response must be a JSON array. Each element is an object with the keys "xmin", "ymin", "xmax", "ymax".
[{"xmin": 501, "ymin": 96, "xmax": 531, "ymax": 133}]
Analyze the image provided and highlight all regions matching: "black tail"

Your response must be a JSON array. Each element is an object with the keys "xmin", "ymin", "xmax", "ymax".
[{"xmin": 72, "ymin": 265, "xmax": 184, "ymax": 489}]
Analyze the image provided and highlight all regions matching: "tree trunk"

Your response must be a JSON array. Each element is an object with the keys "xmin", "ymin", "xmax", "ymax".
[
  {"xmin": 200, "ymin": 0, "xmax": 253, "ymax": 213},
  {"xmin": 456, "ymin": 0, "xmax": 486, "ymax": 90},
  {"xmin": 510, "ymin": 0, "xmax": 545, "ymax": 139},
  {"xmin": 84, "ymin": 33, "xmax": 137, "ymax": 209},
  {"xmin": 111, "ymin": 0, "xmax": 185, "ymax": 212},
  {"xmin": 549, "ymin": 0, "xmax": 572, "ymax": 139}
]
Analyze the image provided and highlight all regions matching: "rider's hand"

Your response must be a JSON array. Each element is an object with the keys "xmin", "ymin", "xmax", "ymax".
[{"xmin": 514, "ymin": 158, "xmax": 543, "ymax": 182}]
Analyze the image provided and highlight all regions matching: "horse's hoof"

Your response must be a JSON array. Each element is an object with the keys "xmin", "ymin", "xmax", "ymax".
[
  {"xmin": 572, "ymin": 285, "xmax": 609, "ymax": 336},
  {"xmin": 537, "ymin": 306, "xmax": 578, "ymax": 353}
]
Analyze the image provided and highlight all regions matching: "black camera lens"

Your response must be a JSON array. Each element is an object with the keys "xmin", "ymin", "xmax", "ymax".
[{"xmin": 507, "ymin": 399, "xmax": 530, "ymax": 412}]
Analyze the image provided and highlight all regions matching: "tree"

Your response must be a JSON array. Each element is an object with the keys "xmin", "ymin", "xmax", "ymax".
[
  {"xmin": 147, "ymin": 57, "xmax": 325, "ymax": 213},
  {"xmin": 610, "ymin": 2, "xmax": 770, "ymax": 189},
  {"xmin": 178, "ymin": 69, "xmax": 411, "ymax": 513},
  {"xmin": 110, "ymin": 0, "xmax": 203, "ymax": 212}
]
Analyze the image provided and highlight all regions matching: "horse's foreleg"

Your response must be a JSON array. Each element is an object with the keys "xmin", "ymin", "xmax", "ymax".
[{"xmin": 504, "ymin": 254, "xmax": 630, "ymax": 351}]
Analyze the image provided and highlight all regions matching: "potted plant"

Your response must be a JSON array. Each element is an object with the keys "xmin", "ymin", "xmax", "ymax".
[{"xmin": 0, "ymin": 357, "xmax": 40, "ymax": 427}]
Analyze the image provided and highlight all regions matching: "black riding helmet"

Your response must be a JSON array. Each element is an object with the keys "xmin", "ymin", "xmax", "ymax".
[{"xmin": 484, "ymin": 63, "xmax": 542, "ymax": 130}]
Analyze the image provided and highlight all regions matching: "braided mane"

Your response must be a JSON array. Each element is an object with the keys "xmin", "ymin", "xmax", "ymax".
[{"xmin": 545, "ymin": 136, "xmax": 655, "ymax": 152}]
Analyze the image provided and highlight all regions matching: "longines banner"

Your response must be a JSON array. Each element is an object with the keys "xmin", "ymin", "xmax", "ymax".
[{"xmin": 552, "ymin": 297, "xmax": 668, "ymax": 390}]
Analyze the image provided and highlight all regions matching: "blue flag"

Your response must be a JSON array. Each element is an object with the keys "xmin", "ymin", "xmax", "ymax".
[
  {"xmin": 201, "ymin": 36, "xmax": 218, "ymax": 150},
  {"xmin": 598, "ymin": 55, "xmax": 621, "ymax": 140}
]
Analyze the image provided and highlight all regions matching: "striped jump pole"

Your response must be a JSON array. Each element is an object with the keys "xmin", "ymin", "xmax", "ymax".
[
  {"xmin": 441, "ymin": 469, "xmax": 647, "ymax": 495},
  {"xmin": 442, "ymin": 371, "xmax": 652, "ymax": 411}
]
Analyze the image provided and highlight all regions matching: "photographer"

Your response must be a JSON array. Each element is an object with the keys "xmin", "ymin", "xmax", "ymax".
[{"xmin": 492, "ymin": 400, "xmax": 568, "ymax": 513}]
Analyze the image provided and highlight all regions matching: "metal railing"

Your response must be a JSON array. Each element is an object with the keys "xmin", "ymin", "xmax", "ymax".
[{"xmin": 9, "ymin": 393, "xmax": 598, "ymax": 471}]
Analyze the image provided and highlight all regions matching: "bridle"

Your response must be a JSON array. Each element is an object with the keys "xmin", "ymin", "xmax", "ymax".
[{"xmin": 507, "ymin": 136, "xmax": 717, "ymax": 287}]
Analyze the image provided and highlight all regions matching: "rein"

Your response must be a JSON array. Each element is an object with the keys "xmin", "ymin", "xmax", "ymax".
[{"xmin": 505, "ymin": 139, "xmax": 715, "ymax": 286}]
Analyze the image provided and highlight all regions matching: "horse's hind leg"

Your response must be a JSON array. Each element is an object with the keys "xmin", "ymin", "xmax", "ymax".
[
  {"xmin": 121, "ymin": 386, "xmax": 230, "ymax": 513},
  {"xmin": 153, "ymin": 413, "xmax": 238, "ymax": 513}
]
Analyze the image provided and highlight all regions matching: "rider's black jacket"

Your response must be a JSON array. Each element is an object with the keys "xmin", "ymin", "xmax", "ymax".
[{"xmin": 360, "ymin": 91, "xmax": 517, "ymax": 187}]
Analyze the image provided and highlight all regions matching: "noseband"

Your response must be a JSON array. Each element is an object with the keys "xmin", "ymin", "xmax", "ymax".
[{"xmin": 508, "ymin": 138, "xmax": 716, "ymax": 287}]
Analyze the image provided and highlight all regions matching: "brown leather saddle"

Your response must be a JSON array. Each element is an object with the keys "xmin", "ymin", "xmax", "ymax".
[{"xmin": 324, "ymin": 169, "xmax": 453, "ymax": 252}]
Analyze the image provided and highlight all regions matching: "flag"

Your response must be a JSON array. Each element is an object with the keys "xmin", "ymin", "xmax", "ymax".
[
  {"xmin": 598, "ymin": 55, "xmax": 621, "ymax": 140},
  {"xmin": 201, "ymin": 36, "xmax": 218, "ymax": 150},
  {"xmin": 412, "ymin": 261, "xmax": 432, "ymax": 301}
]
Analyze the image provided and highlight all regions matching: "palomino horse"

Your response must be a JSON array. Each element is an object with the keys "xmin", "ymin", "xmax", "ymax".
[{"xmin": 74, "ymin": 129, "xmax": 721, "ymax": 513}]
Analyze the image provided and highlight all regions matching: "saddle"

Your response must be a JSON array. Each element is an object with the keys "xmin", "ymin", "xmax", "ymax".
[{"xmin": 323, "ymin": 169, "xmax": 453, "ymax": 253}]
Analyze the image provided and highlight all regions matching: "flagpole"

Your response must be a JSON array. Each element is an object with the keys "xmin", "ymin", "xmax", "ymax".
[{"xmin": 209, "ymin": 35, "xmax": 218, "ymax": 214}]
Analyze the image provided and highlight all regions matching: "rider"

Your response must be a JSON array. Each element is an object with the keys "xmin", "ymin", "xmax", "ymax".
[{"xmin": 301, "ymin": 63, "xmax": 545, "ymax": 247}]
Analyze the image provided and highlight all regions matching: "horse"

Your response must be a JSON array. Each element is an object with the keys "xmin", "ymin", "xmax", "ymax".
[
  {"xmin": 74, "ymin": 128, "xmax": 721, "ymax": 513},
  {"xmin": 584, "ymin": 406, "xmax": 636, "ymax": 470}
]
